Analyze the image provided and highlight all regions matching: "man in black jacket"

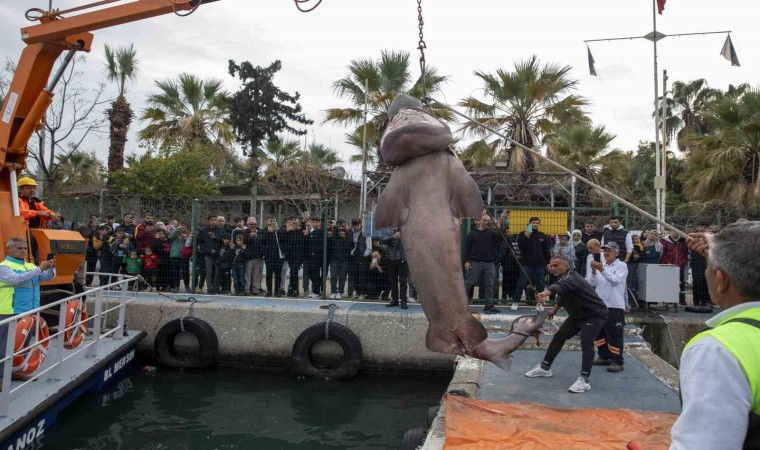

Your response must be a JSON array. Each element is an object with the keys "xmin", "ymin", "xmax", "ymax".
[
  {"xmin": 464, "ymin": 213, "xmax": 501, "ymax": 314},
  {"xmin": 261, "ymin": 217, "xmax": 286, "ymax": 297},
  {"xmin": 513, "ymin": 217, "xmax": 552, "ymax": 305},
  {"xmin": 525, "ymin": 255, "xmax": 609, "ymax": 394},
  {"xmin": 282, "ymin": 216, "xmax": 305, "ymax": 298}
]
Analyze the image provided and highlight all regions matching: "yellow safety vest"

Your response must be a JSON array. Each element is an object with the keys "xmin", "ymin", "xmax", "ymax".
[
  {"xmin": 0, "ymin": 258, "xmax": 39, "ymax": 315},
  {"xmin": 685, "ymin": 306, "xmax": 760, "ymax": 449}
]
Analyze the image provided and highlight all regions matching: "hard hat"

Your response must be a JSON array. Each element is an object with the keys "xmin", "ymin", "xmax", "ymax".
[{"xmin": 17, "ymin": 177, "xmax": 37, "ymax": 188}]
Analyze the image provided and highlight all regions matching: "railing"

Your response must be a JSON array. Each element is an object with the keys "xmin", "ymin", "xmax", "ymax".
[{"xmin": 0, "ymin": 273, "xmax": 138, "ymax": 418}]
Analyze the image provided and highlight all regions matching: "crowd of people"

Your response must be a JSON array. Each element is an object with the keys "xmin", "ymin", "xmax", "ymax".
[{"xmin": 463, "ymin": 211, "xmax": 717, "ymax": 314}]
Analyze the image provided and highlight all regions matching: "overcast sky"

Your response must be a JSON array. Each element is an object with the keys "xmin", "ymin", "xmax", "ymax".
[{"xmin": 1, "ymin": 0, "xmax": 757, "ymax": 178}]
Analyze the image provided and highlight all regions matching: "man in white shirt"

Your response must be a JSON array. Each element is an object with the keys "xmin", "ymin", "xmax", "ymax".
[
  {"xmin": 587, "ymin": 241, "xmax": 628, "ymax": 373},
  {"xmin": 670, "ymin": 222, "xmax": 760, "ymax": 450}
]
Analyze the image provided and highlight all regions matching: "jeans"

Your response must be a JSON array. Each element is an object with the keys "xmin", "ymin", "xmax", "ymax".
[
  {"xmin": 231, "ymin": 266, "xmax": 246, "ymax": 293},
  {"xmin": 514, "ymin": 264, "xmax": 546, "ymax": 303},
  {"xmin": 204, "ymin": 255, "xmax": 217, "ymax": 292},
  {"xmin": 306, "ymin": 257, "xmax": 322, "ymax": 295},
  {"xmin": 329, "ymin": 260, "xmax": 348, "ymax": 294},
  {"xmin": 286, "ymin": 260, "xmax": 301, "ymax": 295},
  {"xmin": 347, "ymin": 256, "xmax": 367, "ymax": 296},
  {"xmin": 465, "ymin": 261, "xmax": 496, "ymax": 305},
  {"xmin": 281, "ymin": 261, "xmax": 290, "ymax": 293}
]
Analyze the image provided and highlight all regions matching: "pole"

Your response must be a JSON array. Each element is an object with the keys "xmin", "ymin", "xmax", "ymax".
[
  {"xmin": 190, "ymin": 198, "xmax": 200, "ymax": 292},
  {"xmin": 359, "ymin": 78, "xmax": 369, "ymax": 220},
  {"xmin": 570, "ymin": 176, "xmax": 576, "ymax": 230},
  {"xmin": 321, "ymin": 201, "xmax": 328, "ymax": 300},
  {"xmin": 661, "ymin": 69, "xmax": 668, "ymax": 225},
  {"xmin": 652, "ymin": 0, "xmax": 663, "ymax": 232}
]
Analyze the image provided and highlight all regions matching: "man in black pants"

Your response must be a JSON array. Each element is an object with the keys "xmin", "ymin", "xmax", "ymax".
[
  {"xmin": 383, "ymin": 228, "xmax": 409, "ymax": 309},
  {"xmin": 524, "ymin": 255, "xmax": 608, "ymax": 393}
]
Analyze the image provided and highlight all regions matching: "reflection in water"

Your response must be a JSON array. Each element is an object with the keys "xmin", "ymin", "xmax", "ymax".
[{"xmin": 43, "ymin": 368, "xmax": 449, "ymax": 449}]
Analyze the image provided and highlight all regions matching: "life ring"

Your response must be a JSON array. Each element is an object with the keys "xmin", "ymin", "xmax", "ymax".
[
  {"xmin": 291, "ymin": 322, "xmax": 362, "ymax": 380},
  {"xmin": 13, "ymin": 316, "xmax": 50, "ymax": 376},
  {"xmin": 154, "ymin": 317, "xmax": 218, "ymax": 369},
  {"xmin": 64, "ymin": 300, "xmax": 89, "ymax": 349}
]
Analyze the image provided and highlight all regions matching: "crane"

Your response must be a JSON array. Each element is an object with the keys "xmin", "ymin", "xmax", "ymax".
[{"xmin": 0, "ymin": 0, "xmax": 221, "ymax": 289}]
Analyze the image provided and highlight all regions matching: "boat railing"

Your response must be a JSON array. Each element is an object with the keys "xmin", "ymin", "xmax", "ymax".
[{"xmin": 0, "ymin": 273, "xmax": 138, "ymax": 418}]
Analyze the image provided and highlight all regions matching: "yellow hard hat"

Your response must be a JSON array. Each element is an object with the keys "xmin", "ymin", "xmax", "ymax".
[{"xmin": 17, "ymin": 177, "xmax": 37, "ymax": 188}]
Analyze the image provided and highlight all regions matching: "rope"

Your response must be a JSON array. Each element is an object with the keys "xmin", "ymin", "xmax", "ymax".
[
  {"xmin": 482, "ymin": 208, "xmax": 539, "ymax": 296},
  {"xmin": 324, "ymin": 303, "xmax": 338, "ymax": 340},
  {"xmin": 294, "ymin": 0, "xmax": 323, "ymax": 13},
  {"xmin": 428, "ymin": 99, "xmax": 690, "ymax": 240}
]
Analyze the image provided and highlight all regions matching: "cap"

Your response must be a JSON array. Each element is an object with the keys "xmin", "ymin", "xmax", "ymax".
[
  {"xmin": 601, "ymin": 242, "xmax": 620, "ymax": 252},
  {"xmin": 17, "ymin": 177, "xmax": 37, "ymax": 188},
  {"xmin": 351, "ymin": 218, "xmax": 361, "ymax": 225}
]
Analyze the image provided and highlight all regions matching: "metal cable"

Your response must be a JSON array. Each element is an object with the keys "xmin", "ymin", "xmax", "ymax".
[
  {"xmin": 428, "ymin": 99, "xmax": 690, "ymax": 240},
  {"xmin": 482, "ymin": 208, "xmax": 539, "ymax": 295},
  {"xmin": 324, "ymin": 303, "xmax": 338, "ymax": 340},
  {"xmin": 417, "ymin": 0, "xmax": 427, "ymax": 101},
  {"xmin": 294, "ymin": 0, "xmax": 323, "ymax": 13}
]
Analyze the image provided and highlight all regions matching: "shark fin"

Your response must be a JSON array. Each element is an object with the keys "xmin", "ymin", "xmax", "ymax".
[
  {"xmin": 374, "ymin": 170, "xmax": 410, "ymax": 229},
  {"xmin": 447, "ymin": 154, "xmax": 484, "ymax": 219}
]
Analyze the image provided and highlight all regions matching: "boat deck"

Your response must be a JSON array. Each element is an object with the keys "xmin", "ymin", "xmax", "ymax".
[{"xmin": 0, "ymin": 330, "xmax": 146, "ymax": 447}]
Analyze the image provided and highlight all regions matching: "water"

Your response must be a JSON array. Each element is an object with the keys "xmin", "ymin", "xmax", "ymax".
[{"xmin": 42, "ymin": 367, "xmax": 449, "ymax": 449}]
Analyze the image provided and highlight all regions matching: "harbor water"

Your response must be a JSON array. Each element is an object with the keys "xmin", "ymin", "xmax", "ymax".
[{"xmin": 41, "ymin": 367, "xmax": 449, "ymax": 449}]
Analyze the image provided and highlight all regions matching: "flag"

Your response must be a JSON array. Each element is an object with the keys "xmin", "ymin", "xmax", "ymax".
[
  {"xmin": 720, "ymin": 35, "xmax": 741, "ymax": 67},
  {"xmin": 587, "ymin": 46, "xmax": 597, "ymax": 77},
  {"xmin": 657, "ymin": 0, "xmax": 666, "ymax": 14}
]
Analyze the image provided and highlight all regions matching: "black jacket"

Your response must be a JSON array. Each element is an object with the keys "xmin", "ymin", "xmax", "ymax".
[
  {"xmin": 517, "ymin": 231, "xmax": 552, "ymax": 266},
  {"xmin": 261, "ymin": 229, "xmax": 286, "ymax": 262},
  {"xmin": 329, "ymin": 233, "xmax": 353, "ymax": 262},
  {"xmin": 465, "ymin": 229, "xmax": 500, "ymax": 262},
  {"xmin": 306, "ymin": 229, "xmax": 326, "ymax": 259},
  {"xmin": 546, "ymin": 270, "xmax": 608, "ymax": 321}
]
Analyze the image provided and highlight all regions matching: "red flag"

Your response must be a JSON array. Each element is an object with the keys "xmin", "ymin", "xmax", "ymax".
[{"xmin": 657, "ymin": 0, "xmax": 667, "ymax": 14}]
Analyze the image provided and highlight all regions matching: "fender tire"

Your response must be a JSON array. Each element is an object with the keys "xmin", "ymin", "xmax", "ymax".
[
  {"xmin": 154, "ymin": 317, "xmax": 218, "ymax": 369},
  {"xmin": 427, "ymin": 406, "xmax": 439, "ymax": 427},
  {"xmin": 292, "ymin": 322, "xmax": 362, "ymax": 380},
  {"xmin": 401, "ymin": 427, "xmax": 428, "ymax": 450}
]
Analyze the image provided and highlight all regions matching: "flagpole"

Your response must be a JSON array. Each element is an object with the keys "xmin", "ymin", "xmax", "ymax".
[{"xmin": 652, "ymin": 0, "xmax": 663, "ymax": 231}]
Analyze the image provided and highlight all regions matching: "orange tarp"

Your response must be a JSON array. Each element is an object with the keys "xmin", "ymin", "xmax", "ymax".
[{"xmin": 444, "ymin": 395, "xmax": 679, "ymax": 450}]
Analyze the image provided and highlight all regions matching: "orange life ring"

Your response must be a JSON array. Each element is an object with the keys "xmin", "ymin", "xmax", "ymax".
[
  {"xmin": 13, "ymin": 316, "xmax": 50, "ymax": 376},
  {"xmin": 64, "ymin": 300, "xmax": 88, "ymax": 350}
]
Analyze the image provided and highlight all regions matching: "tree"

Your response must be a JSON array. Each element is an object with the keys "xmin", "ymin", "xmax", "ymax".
[
  {"xmin": 325, "ymin": 50, "xmax": 450, "ymax": 168},
  {"xmin": 260, "ymin": 138, "xmax": 302, "ymax": 176},
  {"xmin": 227, "ymin": 59, "xmax": 313, "ymax": 216},
  {"xmin": 682, "ymin": 89, "xmax": 760, "ymax": 215},
  {"xmin": 56, "ymin": 150, "xmax": 106, "ymax": 191},
  {"xmin": 109, "ymin": 150, "xmax": 220, "ymax": 196},
  {"xmin": 546, "ymin": 124, "xmax": 625, "ymax": 204},
  {"xmin": 623, "ymin": 141, "xmax": 685, "ymax": 213},
  {"xmin": 28, "ymin": 55, "xmax": 108, "ymax": 198},
  {"xmin": 104, "ymin": 44, "xmax": 138, "ymax": 181},
  {"xmin": 300, "ymin": 142, "xmax": 341, "ymax": 169},
  {"xmin": 654, "ymin": 79, "xmax": 721, "ymax": 152},
  {"xmin": 459, "ymin": 56, "xmax": 589, "ymax": 173},
  {"xmin": 139, "ymin": 73, "xmax": 235, "ymax": 154},
  {"xmin": 0, "ymin": 57, "xmax": 15, "ymax": 106}
]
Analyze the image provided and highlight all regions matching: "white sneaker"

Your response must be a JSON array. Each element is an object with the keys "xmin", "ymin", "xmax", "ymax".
[
  {"xmin": 525, "ymin": 365, "xmax": 553, "ymax": 378},
  {"xmin": 568, "ymin": 377, "xmax": 591, "ymax": 393},
  {"xmin": 336, "ymin": 293, "xmax": 343, "ymax": 300},
  {"xmin": 329, "ymin": 293, "xmax": 336, "ymax": 299},
  {"xmin": 511, "ymin": 302, "xmax": 519, "ymax": 311},
  {"xmin": 408, "ymin": 297, "xmax": 417, "ymax": 303},
  {"xmin": 351, "ymin": 294, "xmax": 359, "ymax": 299},
  {"xmin": 358, "ymin": 294, "xmax": 366, "ymax": 300}
]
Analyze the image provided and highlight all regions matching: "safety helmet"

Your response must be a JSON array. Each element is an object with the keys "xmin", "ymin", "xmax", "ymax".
[{"xmin": 17, "ymin": 177, "xmax": 37, "ymax": 188}]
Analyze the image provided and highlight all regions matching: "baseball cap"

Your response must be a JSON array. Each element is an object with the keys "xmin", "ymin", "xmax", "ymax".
[{"xmin": 601, "ymin": 242, "xmax": 620, "ymax": 252}]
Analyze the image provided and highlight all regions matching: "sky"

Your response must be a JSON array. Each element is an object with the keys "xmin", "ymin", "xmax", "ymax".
[{"xmin": 1, "ymin": 0, "xmax": 758, "ymax": 179}]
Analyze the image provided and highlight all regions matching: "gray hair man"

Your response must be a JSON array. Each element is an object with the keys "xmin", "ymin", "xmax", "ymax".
[{"xmin": 671, "ymin": 221, "xmax": 760, "ymax": 449}]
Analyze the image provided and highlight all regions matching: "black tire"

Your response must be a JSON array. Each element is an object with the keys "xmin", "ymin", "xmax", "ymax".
[
  {"xmin": 426, "ymin": 406, "xmax": 439, "ymax": 427},
  {"xmin": 154, "ymin": 317, "xmax": 218, "ymax": 369},
  {"xmin": 292, "ymin": 322, "xmax": 362, "ymax": 380},
  {"xmin": 401, "ymin": 427, "xmax": 428, "ymax": 450}
]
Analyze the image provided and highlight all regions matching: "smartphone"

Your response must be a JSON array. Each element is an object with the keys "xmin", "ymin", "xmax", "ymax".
[
  {"xmin": 593, "ymin": 253, "xmax": 601, "ymax": 263},
  {"xmin": 527, "ymin": 224, "xmax": 533, "ymax": 233},
  {"xmin": 47, "ymin": 253, "xmax": 55, "ymax": 261}
]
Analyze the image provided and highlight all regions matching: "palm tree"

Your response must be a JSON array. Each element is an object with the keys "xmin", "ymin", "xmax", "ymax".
[
  {"xmin": 546, "ymin": 124, "xmax": 625, "ymax": 204},
  {"xmin": 683, "ymin": 89, "xmax": 760, "ymax": 215},
  {"xmin": 139, "ymin": 73, "xmax": 235, "ymax": 154},
  {"xmin": 459, "ymin": 56, "xmax": 589, "ymax": 173},
  {"xmin": 654, "ymin": 79, "xmax": 720, "ymax": 151},
  {"xmin": 325, "ymin": 50, "xmax": 450, "ymax": 168},
  {"xmin": 300, "ymin": 143, "xmax": 341, "ymax": 169},
  {"xmin": 260, "ymin": 138, "xmax": 302, "ymax": 176},
  {"xmin": 104, "ymin": 44, "xmax": 138, "ymax": 181},
  {"xmin": 57, "ymin": 150, "xmax": 106, "ymax": 189}
]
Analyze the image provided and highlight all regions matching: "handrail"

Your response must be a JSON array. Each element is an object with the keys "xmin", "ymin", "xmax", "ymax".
[{"xmin": 0, "ymin": 273, "xmax": 137, "ymax": 417}]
